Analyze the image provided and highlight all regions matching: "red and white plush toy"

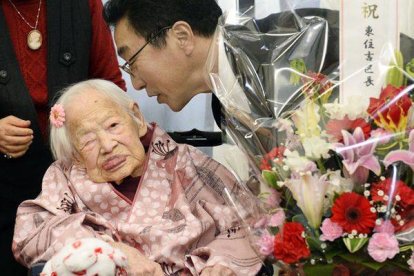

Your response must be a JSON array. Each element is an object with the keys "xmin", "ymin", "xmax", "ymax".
[{"xmin": 41, "ymin": 238, "xmax": 128, "ymax": 276}]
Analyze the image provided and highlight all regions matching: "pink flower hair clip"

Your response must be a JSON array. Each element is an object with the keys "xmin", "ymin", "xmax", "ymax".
[{"xmin": 50, "ymin": 104, "xmax": 66, "ymax": 128}]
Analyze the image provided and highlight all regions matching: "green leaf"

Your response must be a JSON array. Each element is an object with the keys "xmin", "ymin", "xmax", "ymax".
[
  {"xmin": 342, "ymin": 237, "xmax": 368, "ymax": 253},
  {"xmin": 336, "ymin": 253, "xmax": 411, "ymax": 272},
  {"xmin": 360, "ymin": 261, "xmax": 385, "ymax": 271},
  {"xmin": 261, "ymin": 170, "xmax": 278, "ymax": 189},
  {"xmin": 307, "ymin": 236, "xmax": 323, "ymax": 252},
  {"xmin": 386, "ymin": 50, "xmax": 404, "ymax": 87},
  {"xmin": 338, "ymin": 252, "xmax": 368, "ymax": 263},
  {"xmin": 399, "ymin": 244, "xmax": 414, "ymax": 252},
  {"xmin": 292, "ymin": 214, "xmax": 308, "ymax": 227},
  {"xmin": 303, "ymin": 263, "xmax": 335, "ymax": 276},
  {"xmin": 324, "ymin": 247, "xmax": 346, "ymax": 260},
  {"xmin": 406, "ymin": 58, "xmax": 414, "ymax": 79},
  {"xmin": 388, "ymin": 260, "xmax": 412, "ymax": 271},
  {"xmin": 289, "ymin": 58, "xmax": 306, "ymax": 85},
  {"xmin": 337, "ymin": 253, "xmax": 384, "ymax": 271}
]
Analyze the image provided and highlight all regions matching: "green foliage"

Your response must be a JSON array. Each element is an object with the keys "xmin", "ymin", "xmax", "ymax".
[
  {"xmin": 306, "ymin": 236, "xmax": 324, "ymax": 253},
  {"xmin": 289, "ymin": 58, "xmax": 307, "ymax": 85},
  {"xmin": 342, "ymin": 237, "xmax": 369, "ymax": 253},
  {"xmin": 338, "ymin": 252, "xmax": 385, "ymax": 271},
  {"xmin": 399, "ymin": 245, "xmax": 414, "ymax": 252},
  {"xmin": 303, "ymin": 263, "xmax": 335, "ymax": 276},
  {"xmin": 406, "ymin": 58, "xmax": 414, "ymax": 79},
  {"xmin": 292, "ymin": 214, "xmax": 309, "ymax": 228},
  {"xmin": 324, "ymin": 247, "xmax": 345, "ymax": 261},
  {"xmin": 386, "ymin": 50, "xmax": 404, "ymax": 87},
  {"xmin": 261, "ymin": 170, "xmax": 279, "ymax": 189}
]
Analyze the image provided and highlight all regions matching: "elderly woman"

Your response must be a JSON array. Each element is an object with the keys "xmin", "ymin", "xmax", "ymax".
[{"xmin": 12, "ymin": 79, "xmax": 262, "ymax": 275}]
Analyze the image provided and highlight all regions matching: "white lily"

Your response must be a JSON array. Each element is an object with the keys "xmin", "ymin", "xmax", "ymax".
[{"xmin": 285, "ymin": 172, "xmax": 330, "ymax": 229}]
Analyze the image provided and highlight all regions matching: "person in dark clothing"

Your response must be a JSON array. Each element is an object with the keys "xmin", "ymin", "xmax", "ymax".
[{"xmin": 0, "ymin": 0, "xmax": 125, "ymax": 274}]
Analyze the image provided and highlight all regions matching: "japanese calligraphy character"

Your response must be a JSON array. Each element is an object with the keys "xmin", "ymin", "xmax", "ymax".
[
  {"xmin": 365, "ymin": 51, "xmax": 374, "ymax": 61},
  {"xmin": 365, "ymin": 26, "xmax": 374, "ymax": 36},
  {"xmin": 362, "ymin": 3, "xmax": 379, "ymax": 19},
  {"xmin": 364, "ymin": 76, "xmax": 374, "ymax": 87},
  {"xmin": 364, "ymin": 64, "xmax": 374, "ymax": 74},
  {"xmin": 364, "ymin": 39, "xmax": 374, "ymax": 49}
]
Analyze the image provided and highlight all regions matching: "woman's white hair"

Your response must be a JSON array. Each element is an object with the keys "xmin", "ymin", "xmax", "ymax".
[{"xmin": 50, "ymin": 79, "xmax": 139, "ymax": 167}]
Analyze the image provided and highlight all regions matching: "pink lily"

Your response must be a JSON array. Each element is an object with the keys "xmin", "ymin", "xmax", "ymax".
[
  {"xmin": 335, "ymin": 127, "xmax": 381, "ymax": 184},
  {"xmin": 384, "ymin": 130, "xmax": 414, "ymax": 170}
]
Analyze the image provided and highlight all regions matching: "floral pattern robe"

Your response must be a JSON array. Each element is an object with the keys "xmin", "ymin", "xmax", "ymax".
[{"xmin": 13, "ymin": 126, "xmax": 262, "ymax": 275}]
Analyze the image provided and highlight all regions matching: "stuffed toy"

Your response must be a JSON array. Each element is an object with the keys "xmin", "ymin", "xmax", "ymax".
[{"xmin": 41, "ymin": 238, "xmax": 128, "ymax": 276}]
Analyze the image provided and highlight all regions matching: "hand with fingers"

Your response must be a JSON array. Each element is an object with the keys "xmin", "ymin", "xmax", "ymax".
[
  {"xmin": 109, "ymin": 241, "xmax": 164, "ymax": 276},
  {"xmin": 200, "ymin": 264, "xmax": 236, "ymax": 276},
  {"xmin": 0, "ymin": 116, "xmax": 33, "ymax": 159}
]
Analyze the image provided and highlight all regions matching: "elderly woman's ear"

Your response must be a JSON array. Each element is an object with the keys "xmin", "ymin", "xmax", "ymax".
[
  {"xmin": 130, "ymin": 102, "xmax": 147, "ymax": 137},
  {"xmin": 72, "ymin": 149, "xmax": 84, "ymax": 167}
]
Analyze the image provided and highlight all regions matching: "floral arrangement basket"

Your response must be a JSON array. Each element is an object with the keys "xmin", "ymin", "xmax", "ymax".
[{"xmin": 208, "ymin": 5, "xmax": 414, "ymax": 276}]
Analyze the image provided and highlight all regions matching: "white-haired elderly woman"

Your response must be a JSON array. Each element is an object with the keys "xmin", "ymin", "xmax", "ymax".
[{"xmin": 12, "ymin": 79, "xmax": 262, "ymax": 276}]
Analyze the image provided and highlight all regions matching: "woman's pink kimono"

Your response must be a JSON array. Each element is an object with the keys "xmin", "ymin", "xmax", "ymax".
[{"xmin": 13, "ymin": 126, "xmax": 262, "ymax": 275}]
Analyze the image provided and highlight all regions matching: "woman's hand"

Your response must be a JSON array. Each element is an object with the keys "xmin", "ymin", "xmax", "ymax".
[
  {"xmin": 200, "ymin": 264, "xmax": 236, "ymax": 276},
  {"xmin": 109, "ymin": 241, "xmax": 163, "ymax": 276},
  {"xmin": 0, "ymin": 116, "xmax": 33, "ymax": 158}
]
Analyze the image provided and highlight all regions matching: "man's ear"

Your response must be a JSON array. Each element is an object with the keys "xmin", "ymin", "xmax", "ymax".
[
  {"xmin": 130, "ymin": 102, "xmax": 147, "ymax": 137},
  {"xmin": 170, "ymin": 21, "xmax": 195, "ymax": 56}
]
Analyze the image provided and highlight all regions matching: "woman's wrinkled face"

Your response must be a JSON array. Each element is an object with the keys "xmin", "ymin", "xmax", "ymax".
[{"xmin": 66, "ymin": 90, "xmax": 146, "ymax": 184}]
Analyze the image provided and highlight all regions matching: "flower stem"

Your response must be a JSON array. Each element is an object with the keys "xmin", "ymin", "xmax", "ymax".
[{"xmin": 317, "ymin": 158, "xmax": 326, "ymax": 174}]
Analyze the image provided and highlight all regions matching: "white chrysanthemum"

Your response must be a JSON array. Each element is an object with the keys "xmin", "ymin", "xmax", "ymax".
[
  {"xmin": 324, "ymin": 96, "xmax": 368, "ymax": 120},
  {"xmin": 302, "ymin": 136, "xmax": 333, "ymax": 159}
]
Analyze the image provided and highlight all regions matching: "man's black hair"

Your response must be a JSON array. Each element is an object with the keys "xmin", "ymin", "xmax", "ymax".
[{"xmin": 103, "ymin": 0, "xmax": 222, "ymax": 47}]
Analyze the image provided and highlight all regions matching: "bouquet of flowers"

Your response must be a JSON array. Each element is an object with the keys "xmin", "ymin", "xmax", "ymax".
[{"xmin": 208, "ymin": 6, "xmax": 414, "ymax": 275}]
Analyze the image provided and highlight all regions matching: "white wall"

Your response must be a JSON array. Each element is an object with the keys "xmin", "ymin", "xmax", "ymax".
[
  {"xmin": 255, "ymin": 0, "xmax": 280, "ymax": 18},
  {"xmin": 218, "ymin": 0, "xmax": 237, "ymax": 12}
]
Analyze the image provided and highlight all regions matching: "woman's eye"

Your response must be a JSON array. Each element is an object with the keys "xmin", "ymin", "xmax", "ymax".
[
  {"xmin": 86, "ymin": 139, "xmax": 95, "ymax": 145},
  {"xmin": 81, "ymin": 139, "xmax": 96, "ymax": 150},
  {"xmin": 108, "ymin": 122, "xmax": 122, "ymax": 133},
  {"xmin": 85, "ymin": 141, "xmax": 94, "ymax": 148}
]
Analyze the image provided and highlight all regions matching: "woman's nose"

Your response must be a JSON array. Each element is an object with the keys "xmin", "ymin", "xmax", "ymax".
[{"xmin": 99, "ymin": 133, "xmax": 117, "ymax": 154}]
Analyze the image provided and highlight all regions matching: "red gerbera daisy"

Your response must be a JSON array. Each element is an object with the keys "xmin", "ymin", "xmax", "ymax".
[{"xmin": 331, "ymin": 192, "xmax": 376, "ymax": 234}]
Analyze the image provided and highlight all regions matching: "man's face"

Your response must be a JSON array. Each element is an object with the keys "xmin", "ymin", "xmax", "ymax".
[
  {"xmin": 67, "ymin": 89, "xmax": 147, "ymax": 184},
  {"xmin": 114, "ymin": 18, "xmax": 199, "ymax": 111}
]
